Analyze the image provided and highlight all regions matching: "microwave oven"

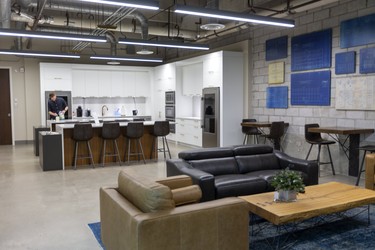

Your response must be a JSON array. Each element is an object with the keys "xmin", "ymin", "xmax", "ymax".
[{"xmin": 165, "ymin": 91, "xmax": 175, "ymax": 104}]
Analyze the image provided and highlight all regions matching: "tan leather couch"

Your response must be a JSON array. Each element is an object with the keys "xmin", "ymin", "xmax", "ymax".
[
  {"xmin": 100, "ymin": 170, "xmax": 249, "ymax": 250},
  {"xmin": 366, "ymin": 154, "xmax": 375, "ymax": 190}
]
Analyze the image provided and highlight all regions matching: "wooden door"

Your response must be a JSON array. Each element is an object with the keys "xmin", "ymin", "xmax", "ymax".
[{"xmin": 0, "ymin": 69, "xmax": 12, "ymax": 145}]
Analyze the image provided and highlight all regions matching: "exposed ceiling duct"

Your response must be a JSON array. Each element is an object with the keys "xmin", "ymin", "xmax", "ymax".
[{"xmin": 0, "ymin": 0, "xmax": 11, "ymax": 28}]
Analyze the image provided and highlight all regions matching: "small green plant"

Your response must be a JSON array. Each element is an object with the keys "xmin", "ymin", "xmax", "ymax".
[{"xmin": 271, "ymin": 167, "xmax": 305, "ymax": 193}]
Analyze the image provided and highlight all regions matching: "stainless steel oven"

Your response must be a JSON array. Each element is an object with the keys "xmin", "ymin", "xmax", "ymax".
[
  {"xmin": 165, "ymin": 105, "xmax": 175, "ymax": 119},
  {"xmin": 165, "ymin": 91, "xmax": 175, "ymax": 104}
]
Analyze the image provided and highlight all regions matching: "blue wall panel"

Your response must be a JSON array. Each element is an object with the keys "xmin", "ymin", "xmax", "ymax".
[
  {"xmin": 266, "ymin": 86, "xmax": 288, "ymax": 109},
  {"xmin": 340, "ymin": 13, "xmax": 375, "ymax": 48},
  {"xmin": 266, "ymin": 36, "xmax": 288, "ymax": 61},
  {"xmin": 335, "ymin": 51, "xmax": 356, "ymax": 75},
  {"xmin": 360, "ymin": 47, "xmax": 375, "ymax": 74},
  {"xmin": 291, "ymin": 70, "xmax": 331, "ymax": 106},
  {"xmin": 291, "ymin": 29, "xmax": 332, "ymax": 72}
]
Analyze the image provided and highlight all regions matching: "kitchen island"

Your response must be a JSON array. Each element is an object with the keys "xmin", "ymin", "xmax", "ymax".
[{"xmin": 55, "ymin": 120, "xmax": 157, "ymax": 169}]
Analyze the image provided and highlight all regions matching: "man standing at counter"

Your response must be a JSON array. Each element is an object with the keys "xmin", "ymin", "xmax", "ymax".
[{"xmin": 48, "ymin": 92, "xmax": 68, "ymax": 120}]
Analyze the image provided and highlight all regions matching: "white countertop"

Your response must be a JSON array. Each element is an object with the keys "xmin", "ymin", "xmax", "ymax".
[
  {"xmin": 176, "ymin": 117, "xmax": 201, "ymax": 120},
  {"xmin": 47, "ymin": 116, "xmax": 151, "ymax": 126},
  {"xmin": 55, "ymin": 121, "xmax": 175, "ymax": 130}
]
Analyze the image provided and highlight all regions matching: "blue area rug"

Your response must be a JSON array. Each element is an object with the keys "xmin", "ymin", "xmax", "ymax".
[
  {"xmin": 88, "ymin": 222, "xmax": 105, "ymax": 249},
  {"xmin": 89, "ymin": 205, "xmax": 375, "ymax": 250}
]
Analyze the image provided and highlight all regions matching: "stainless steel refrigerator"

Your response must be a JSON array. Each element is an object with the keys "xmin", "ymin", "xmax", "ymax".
[{"xmin": 201, "ymin": 87, "xmax": 220, "ymax": 147}]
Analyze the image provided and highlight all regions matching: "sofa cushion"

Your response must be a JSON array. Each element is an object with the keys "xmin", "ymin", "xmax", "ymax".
[
  {"xmin": 214, "ymin": 174, "xmax": 268, "ymax": 198},
  {"xmin": 118, "ymin": 171, "xmax": 175, "ymax": 213},
  {"xmin": 233, "ymin": 145, "xmax": 274, "ymax": 156},
  {"xmin": 171, "ymin": 185, "xmax": 202, "ymax": 206},
  {"xmin": 235, "ymin": 154, "xmax": 280, "ymax": 174},
  {"xmin": 246, "ymin": 170, "xmax": 309, "ymax": 191},
  {"xmin": 189, "ymin": 157, "xmax": 239, "ymax": 176},
  {"xmin": 179, "ymin": 147, "xmax": 234, "ymax": 161}
]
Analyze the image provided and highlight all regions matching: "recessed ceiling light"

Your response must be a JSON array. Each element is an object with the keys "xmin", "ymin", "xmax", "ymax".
[
  {"xmin": 107, "ymin": 61, "xmax": 121, "ymax": 65},
  {"xmin": 136, "ymin": 48, "xmax": 154, "ymax": 55},
  {"xmin": 200, "ymin": 23, "xmax": 225, "ymax": 31}
]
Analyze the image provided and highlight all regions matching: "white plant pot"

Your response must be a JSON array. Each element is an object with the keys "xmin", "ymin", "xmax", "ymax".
[{"xmin": 274, "ymin": 190, "xmax": 297, "ymax": 202}]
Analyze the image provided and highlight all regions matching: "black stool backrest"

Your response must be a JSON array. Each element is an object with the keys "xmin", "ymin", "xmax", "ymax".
[
  {"xmin": 305, "ymin": 123, "xmax": 323, "ymax": 141},
  {"xmin": 242, "ymin": 118, "xmax": 259, "ymax": 134},
  {"xmin": 102, "ymin": 122, "xmax": 121, "ymax": 139},
  {"xmin": 269, "ymin": 121, "xmax": 285, "ymax": 139},
  {"xmin": 153, "ymin": 121, "xmax": 170, "ymax": 137},
  {"xmin": 126, "ymin": 122, "xmax": 144, "ymax": 139},
  {"xmin": 73, "ymin": 123, "xmax": 93, "ymax": 141}
]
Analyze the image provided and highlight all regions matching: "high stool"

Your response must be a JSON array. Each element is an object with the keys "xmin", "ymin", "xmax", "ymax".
[
  {"xmin": 242, "ymin": 118, "xmax": 261, "ymax": 144},
  {"xmin": 124, "ymin": 122, "xmax": 146, "ymax": 164},
  {"xmin": 305, "ymin": 124, "xmax": 335, "ymax": 175},
  {"xmin": 262, "ymin": 121, "xmax": 286, "ymax": 151},
  {"xmin": 100, "ymin": 122, "xmax": 122, "ymax": 166},
  {"xmin": 151, "ymin": 121, "xmax": 171, "ymax": 160},
  {"xmin": 356, "ymin": 145, "xmax": 375, "ymax": 186},
  {"xmin": 72, "ymin": 123, "xmax": 95, "ymax": 170}
]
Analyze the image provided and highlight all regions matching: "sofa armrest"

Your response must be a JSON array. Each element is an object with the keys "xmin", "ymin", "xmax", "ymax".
[
  {"xmin": 156, "ymin": 175, "xmax": 193, "ymax": 189},
  {"xmin": 134, "ymin": 197, "xmax": 249, "ymax": 250},
  {"xmin": 166, "ymin": 159, "xmax": 216, "ymax": 201},
  {"xmin": 274, "ymin": 150, "xmax": 319, "ymax": 185}
]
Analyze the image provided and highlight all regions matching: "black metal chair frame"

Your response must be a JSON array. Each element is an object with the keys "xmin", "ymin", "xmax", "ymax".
[
  {"xmin": 242, "ymin": 118, "xmax": 261, "ymax": 145},
  {"xmin": 151, "ymin": 121, "xmax": 171, "ymax": 160},
  {"xmin": 100, "ymin": 122, "xmax": 122, "ymax": 167},
  {"xmin": 72, "ymin": 123, "xmax": 95, "ymax": 170},
  {"xmin": 305, "ymin": 124, "xmax": 335, "ymax": 176},
  {"xmin": 262, "ymin": 121, "xmax": 286, "ymax": 151},
  {"xmin": 124, "ymin": 122, "xmax": 146, "ymax": 165}
]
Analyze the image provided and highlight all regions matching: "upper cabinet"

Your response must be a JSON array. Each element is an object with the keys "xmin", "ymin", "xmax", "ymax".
[
  {"xmin": 72, "ymin": 70, "xmax": 85, "ymax": 97},
  {"xmin": 85, "ymin": 71, "xmax": 99, "ymax": 97},
  {"xmin": 182, "ymin": 63, "xmax": 203, "ymax": 96},
  {"xmin": 98, "ymin": 71, "xmax": 112, "ymax": 97},
  {"xmin": 41, "ymin": 64, "xmax": 72, "ymax": 91},
  {"xmin": 203, "ymin": 53, "xmax": 223, "ymax": 88},
  {"xmin": 111, "ymin": 71, "xmax": 124, "ymax": 97},
  {"xmin": 123, "ymin": 71, "xmax": 136, "ymax": 97},
  {"xmin": 155, "ymin": 63, "xmax": 176, "ymax": 91},
  {"xmin": 135, "ymin": 71, "xmax": 150, "ymax": 97}
]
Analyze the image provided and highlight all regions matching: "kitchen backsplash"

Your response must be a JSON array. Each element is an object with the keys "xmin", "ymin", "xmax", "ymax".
[{"xmin": 72, "ymin": 97, "xmax": 147, "ymax": 117}]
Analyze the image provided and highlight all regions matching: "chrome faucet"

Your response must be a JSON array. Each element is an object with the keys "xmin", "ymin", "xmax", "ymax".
[{"xmin": 102, "ymin": 105, "xmax": 109, "ymax": 116}]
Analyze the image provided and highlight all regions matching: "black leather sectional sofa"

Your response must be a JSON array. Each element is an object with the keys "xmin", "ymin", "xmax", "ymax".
[{"xmin": 166, "ymin": 145, "xmax": 319, "ymax": 202}]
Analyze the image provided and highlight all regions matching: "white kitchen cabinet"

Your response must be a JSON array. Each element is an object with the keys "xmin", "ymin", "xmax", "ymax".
[
  {"xmin": 98, "ymin": 71, "xmax": 112, "ymax": 97},
  {"xmin": 203, "ymin": 54, "xmax": 223, "ymax": 88},
  {"xmin": 42, "ymin": 64, "xmax": 72, "ymax": 91},
  {"xmin": 135, "ymin": 71, "xmax": 150, "ymax": 97},
  {"xmin": 123, "ymin": 71, "xmax": 136, "ymax": 97},
  {"xmin": 176, "ymin": 118, "xmax": 202, "ymax": 147},
  {"xmin": 111, "ymin": 71, "xmax": 124, "ymax": 97},
  {"xmin": 182, "ymin": 63, "xmax": 203, "ymax": 96},
  {"xmin": 155, "ymin": 63, "xmax": 176, "ymax": 91},
  {"xmin": 85, "ymin": 71, "xmax": 99, "ymax": 97},
  {"xmin": 72, "ymin": 70, "xmax": 85, "ymax": 97}
]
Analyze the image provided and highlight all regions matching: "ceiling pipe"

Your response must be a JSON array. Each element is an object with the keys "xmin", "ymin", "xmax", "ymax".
[
  {"xmin": 0, "ymin": 0, "xmax": 11, "ymax": 28},
  {"xmin": 106, "ymin": 32, "xmax": 117, "ymax": 56}
]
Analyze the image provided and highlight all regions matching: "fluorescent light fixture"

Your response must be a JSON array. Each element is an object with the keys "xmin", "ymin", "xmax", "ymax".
[
  {"xmin": 90, "ymin": 55, "xmax": 163, "ymax": 63},
  {"xmin": 79, "ymin": 0, "xmax": 159, "ymax": 10},
  {"xmin": 118, "ymin": 38, "xmax": 209, "ymax": 50},
  {"xmin": 0, "ymin": 28, "xmax": 107, "ymax": 42},
  {"xmin": 175, "ymin": 4, "xmax": 295, "ymax": 28},
  {"xmin": 0, "ymin": 50, "xmax": 80, "ymax": 58}
]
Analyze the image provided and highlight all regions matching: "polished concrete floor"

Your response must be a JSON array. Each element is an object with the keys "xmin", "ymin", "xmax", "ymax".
[{"xmin": 0, "ymin": 142, "xmax": 364, "ymax": 250}]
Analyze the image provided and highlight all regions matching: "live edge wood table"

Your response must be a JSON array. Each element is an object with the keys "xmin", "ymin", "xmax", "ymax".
[
  {"xmin": 241, "ymin": 122, "xmax": 289, "ymax": 150},
  {"xmin": 308, "ymin": 127, "xmax": 374, "ymax": 177},
  {"xmin": 55, "ymin": 122, "xmax": 158, "ymax": 169},
  {"xmin": 239, "ymin": 182, "xmax": 375, "ymax": 226}
]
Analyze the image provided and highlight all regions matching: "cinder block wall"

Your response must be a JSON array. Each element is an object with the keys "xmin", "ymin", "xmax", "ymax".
[{"xmin": 249, "ymin": 0, "xmax": 375, "ymax": 175}]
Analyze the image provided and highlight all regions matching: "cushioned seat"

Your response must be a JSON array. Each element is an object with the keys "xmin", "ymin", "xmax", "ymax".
[{"xmin": 215, "ymin": 174, "xmax": 267, "ymax": 198}]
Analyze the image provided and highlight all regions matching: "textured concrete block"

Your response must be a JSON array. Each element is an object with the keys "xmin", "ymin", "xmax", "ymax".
[
  {"xmin": 299, "ymin": 108, "xmax": 313, "ymax": 117},
  {"xmin": 300, "ymin": 13, "xmax": 314, "ymax": 25},
  {"xmin": 293, "ymin": 117, "xmax": 306, "ymax": 126},
  {"xmin": 286, "ymin": 108, "xmax": 299, "ymax": 116},
  {"xmin": 321, "ymin": 118, "xmax": 337, "ymax": 127},
  {"xmin": 337, "ymin": 119, "xmax": 355, "ymax": 127},
  {"xmin": 314, "ymin": 9, "xmax": 330, "ymax": 21},
  {"xmin": 264, "ymin": 109, "xmax": 275, "ymax": 116},
  {"xmin": 275, "ymin": 109, "xmax": 287, "ymax": 116},
  {"xmin": 346, "ymin": 111, "xmax": 365, "ymax": 119},
  {"xmin": 355, "ymin": 119, "xmax": 375, "ymax": 128}
]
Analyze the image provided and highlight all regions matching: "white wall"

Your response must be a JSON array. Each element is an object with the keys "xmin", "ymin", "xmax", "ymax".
[{"xmin": 248, "ymin": 0, "xmax": 375, "ymax": 174}]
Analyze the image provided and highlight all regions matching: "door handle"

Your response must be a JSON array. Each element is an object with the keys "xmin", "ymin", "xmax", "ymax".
[{"xmin": 8, "ymin": 113, "xmax": 11, "ymax": 117}]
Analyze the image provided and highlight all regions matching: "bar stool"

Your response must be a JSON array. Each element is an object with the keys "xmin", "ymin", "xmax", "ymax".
[
  {"xmin": 305, "ymin": 124, "xmax": 335, "ymax": 175},
  {"xmin": 72, "ymin": 123, "xmax": 95, "ymax": 170},
  {"xmin": 356, "ymin": 145, "xmax": 375, "ymax": 186},
  {"xmin": 151, "ymin": 121, "xmax": 171, "ymax": 160},
  {"xmin": 242, "ymin": 118, "xmax": 261, "ymax": 144},
  {"xmin": 100, "ymin": 122, "xmax": 122, "ymax": 167},
  {"xmin": 124, "ymin": 122, "xmax": 146, "ymax": 164},
  {"xmin": 262, "ymin": 121, "xmax": 286, "ymax": 151}
]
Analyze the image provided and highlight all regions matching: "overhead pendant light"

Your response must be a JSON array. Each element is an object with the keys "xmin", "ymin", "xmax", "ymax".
[
  {"xmin": 90, "ymin": 55, "xmax": 163, "ymax": 63},
  {"xmin": 0, "ymin": 50, "xmax": 80, "ymax": 58},
  {"xmin": 79, "ymin": 0, "xmax": 159, "ymax": 10},
  {"xmin": 0, "ymin": 28, "xmax": 107, "ymax": 43},
  {"xmin": 174, "ymin": 4, "xmax": 295, "ymax": 28},
  {"xmin": 118, "ymin": 38, "xmax": 209, "ymax": 50}
]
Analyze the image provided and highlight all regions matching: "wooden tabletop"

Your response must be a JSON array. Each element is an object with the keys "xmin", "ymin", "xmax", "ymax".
[
  {"xmin": 239, "ymin": 182, "xmax": 375, "ymax": 225},
  {"xmin": 308, "ymin": 127, "xmax": 374, "ymax": 135},
  {"xmin": 241, "ymin": 122, "xmax": 290, "ymax": 128}
]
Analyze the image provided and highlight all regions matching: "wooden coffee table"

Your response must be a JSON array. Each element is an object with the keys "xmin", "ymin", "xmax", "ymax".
[{"xmin": 239, "ymin": 182, "xmax": 375, "ymax": 225}]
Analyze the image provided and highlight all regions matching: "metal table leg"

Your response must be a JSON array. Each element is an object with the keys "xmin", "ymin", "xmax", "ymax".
[{"xmin": 349, "ymin": 134, "xmax": 360, "ymax": 177}]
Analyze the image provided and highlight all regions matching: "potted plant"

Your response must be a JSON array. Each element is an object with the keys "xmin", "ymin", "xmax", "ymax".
[{"xmin": 271, "ymin": 167, "xmax": 305, "ymax": 202}]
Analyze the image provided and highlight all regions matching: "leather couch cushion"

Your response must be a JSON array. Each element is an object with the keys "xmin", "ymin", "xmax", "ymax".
[
  {"xmin": 235, "ymin": 154, "xmax": 280, "ymax": 174},
  {"xmin": 179, "ymin": 147, "xmax": 234, "ymax": 161},
  {"xmin": 171, "ymin": 185, "xmax": 202, "ymax": 206},
  {"xmin": 189, "ymin": 157, "xmax": 239, "ymax": 176},
  {"xmin": 233, "ymin": 145, "xmax": 274, "ymax": 156},
  {"xmin": 118, "ymin": 171, "xmax": 175, "ymax": 213},
  {"xmin": 215, "ymin": 174, "xmax": 268, "ymax": 198},
  {"xmin": 246, "ymin": 170, "xmax": 308, "ymax": 191}
]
